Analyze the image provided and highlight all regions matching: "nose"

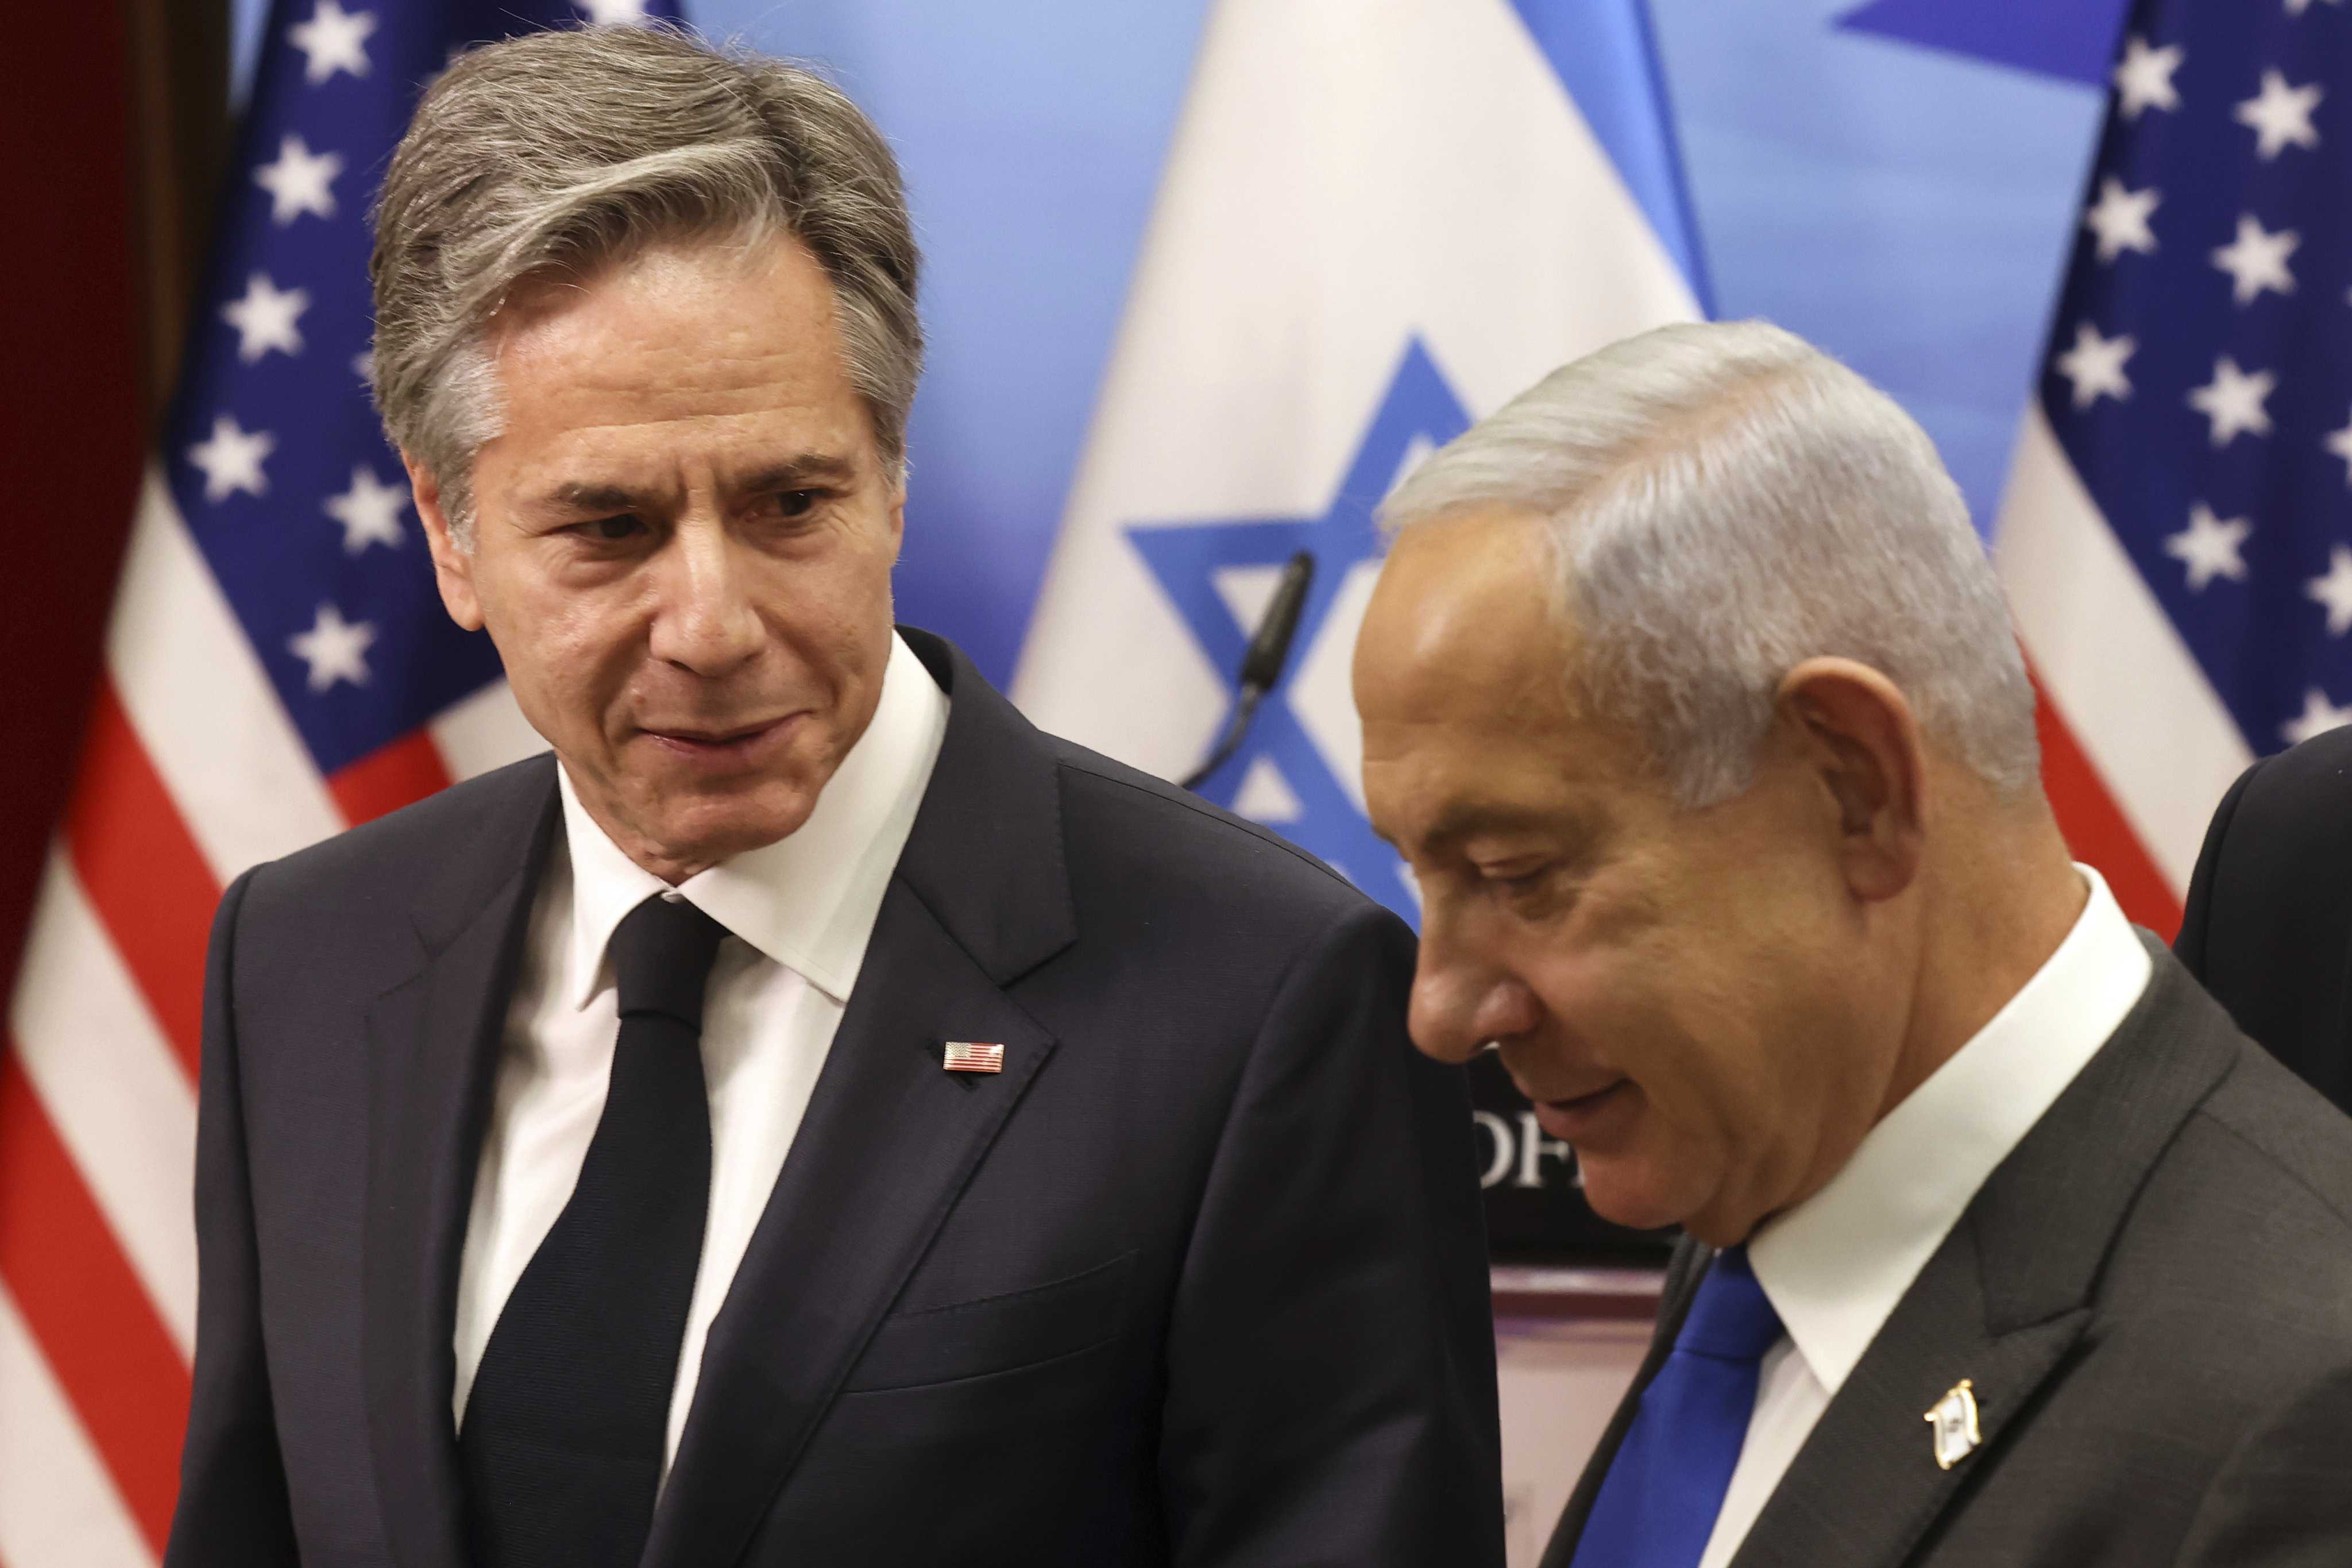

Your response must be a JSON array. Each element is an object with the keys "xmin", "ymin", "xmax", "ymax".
[
  {"xmin": 1407, "ymin": 907, "xmax": 1542, "ymax": 1063},
  {"xmin": 647, "ymin": 514, "xmax": 764, "ymax": 677}
]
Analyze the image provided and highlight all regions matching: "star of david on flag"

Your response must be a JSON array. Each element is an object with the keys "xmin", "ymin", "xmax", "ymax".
[
  {"xmin": 1, "ymin": 5, "xmax": 674, "ymax": 1563},
  {"xmin": 1128, "ymin": 341, "xmax": 1469, "ymax": 917},
  {"xmin": 1015, "ymin": 0, "xmax": 1704, "ymax": 925}
]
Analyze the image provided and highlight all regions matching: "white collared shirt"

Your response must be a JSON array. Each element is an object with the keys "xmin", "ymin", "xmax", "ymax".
[
  {"xmin": 451, "ymin": 632, "xmax": 949, "ymax": 1469},
  {"xmin": 1693, "ymin": 866, "xmax": 2153, "ymax": 1568}
]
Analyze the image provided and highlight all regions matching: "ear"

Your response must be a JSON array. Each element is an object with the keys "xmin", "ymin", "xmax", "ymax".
[
  {"xmin": 405, "ymin": 454, "xmax": 485, "ymax": 632},
  {"xmin": 1773, "ymin": 656, "xmax": 1927, "ymax": 904}
]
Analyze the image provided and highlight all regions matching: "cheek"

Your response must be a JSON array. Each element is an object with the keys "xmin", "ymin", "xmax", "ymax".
[
  {"xmin": 753, "ymin": 534, "xmax": 897, "ymax": 668},
  {"xmin": 1612, "ymin": 991, "xmax": 1749, "ymax": 1138},
  {"xmin": 478, "ymin": 579, "xmax": 638, "ymax": 725},
  {"xmin": 1543, "ymin": 940, "xmax": 1779, "ymax": 1137},
  {"xmin": 1530, "ymin": 936, "xmax": 1698, "ymax": 1063},
  {"xmin": 828, "ymin": 527, "xmax": 900, "ymax": 621},
  {"xmin": 1632, "ymin": 937, "xmax": 1876, "ymax": 1196}
]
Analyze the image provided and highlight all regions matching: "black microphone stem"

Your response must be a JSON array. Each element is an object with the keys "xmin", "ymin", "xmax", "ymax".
[
  {"xmin": 1180, "ymin": 550, "xmax": 1315, "ymax": 791},
  {"xmin": 1180, "ymin": 686, "xmax": 1266, "ymax": 791}
]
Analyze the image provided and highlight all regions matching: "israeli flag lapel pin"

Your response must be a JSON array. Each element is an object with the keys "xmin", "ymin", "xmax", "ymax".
[
  {"xmin": 1925, "ymin": 1378, "xmax": 1982, "ymax": 1470},
  {"xmin": 942, "ymin": 1041, "xmax": 1005, "ymax": 1073}
]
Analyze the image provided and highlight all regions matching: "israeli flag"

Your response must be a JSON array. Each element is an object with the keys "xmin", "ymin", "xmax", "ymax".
[{"xmin": 1012, "ymin": 0, "xmax": 1705, "ymax": 921}]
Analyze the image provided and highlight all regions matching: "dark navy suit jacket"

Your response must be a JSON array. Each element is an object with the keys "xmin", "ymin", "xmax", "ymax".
[
  {"xmin": 165, "ymin": 629, "xmax": 1503, "ymax": 1568},
  {"xmin": 2177, "ymin": 722, "xmax": 2352, "ymax": 1116}
]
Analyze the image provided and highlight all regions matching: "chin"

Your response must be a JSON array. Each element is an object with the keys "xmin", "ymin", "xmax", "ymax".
[
  {"xmin": 675, "ymin": 800, "xmax": 817, "ymax": 856},
  {"xmin": 1577, "ymin": 1157, "xmax": 1705, "ymax": 1238}
]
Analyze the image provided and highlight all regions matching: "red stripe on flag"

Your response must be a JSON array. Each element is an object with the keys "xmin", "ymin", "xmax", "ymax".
[
  {"xmin": 2028, "ymin": 662, "xmax": 2185, "ymax": 941},
  {"xmin": 63, "ymin": 678, "xmax": 221, "ymax": 1083},
  {"xmin": 0, "ymin": 1046, "xmax": 189, "ymax": 1555},
  {"xmin": 329, "ymin": 727, "xmax": 453, "ymax": 827}
]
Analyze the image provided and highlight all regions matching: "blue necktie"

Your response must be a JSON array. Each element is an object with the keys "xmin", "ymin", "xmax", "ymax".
[{"xmin": 1571, "ymin": 1245, "xmax": 1786, "ymax": 1568}]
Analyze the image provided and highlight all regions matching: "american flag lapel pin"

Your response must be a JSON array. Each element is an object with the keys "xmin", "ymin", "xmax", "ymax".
[{"xmin": 942, "ymin": 1040, "xmax": 1005, "ymax": 1073}]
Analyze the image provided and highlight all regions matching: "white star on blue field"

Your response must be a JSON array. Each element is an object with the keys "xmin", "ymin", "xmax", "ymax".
[{"xmin": 1126, "ymin": 339, "xmax": 1470, "ymax": 924}]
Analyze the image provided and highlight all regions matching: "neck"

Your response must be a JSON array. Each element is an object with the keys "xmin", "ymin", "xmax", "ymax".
[{"xmin": 1878, "ymin": 793, "xmax": 2087, "ymax": 1121}]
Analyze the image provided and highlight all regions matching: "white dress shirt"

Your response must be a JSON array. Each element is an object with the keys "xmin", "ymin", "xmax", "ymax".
[
  {"xmin": 451, "ymin": 632, "xmax": 949, "ymax": 1470},
  {"xmin": 1692, "ymin": 866, "xmax": 2152, "ymax": 1568}
]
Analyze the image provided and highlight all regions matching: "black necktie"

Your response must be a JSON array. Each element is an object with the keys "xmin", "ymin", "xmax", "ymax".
[{"xmin": 460, "ymin": 892, "xmax": 729, "ymax": 1568}]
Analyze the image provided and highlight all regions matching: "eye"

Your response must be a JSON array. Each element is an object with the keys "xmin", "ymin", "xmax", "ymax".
[
  {"xmin": 1479, "ymin": 857, "xmax": 1572, "ymax": 916},
  {"xmin": 760, "ymin": 488, "xmax": 823, "ymax": 521},
  {"xmin": 1478, "ymin": 857, "xmax": 1551, "ymax": 892},
  {"xmin": 574, "ymin": 513, "xmax": 645, "ymax": 542}
]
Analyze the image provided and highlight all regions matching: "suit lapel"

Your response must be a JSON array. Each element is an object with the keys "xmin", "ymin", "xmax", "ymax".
[
  {"xmin": 1731, "ymin": 940, "xmax": 2239, "ymax": 1568},
  {"xmin": 1726, "ymin": 1223, "xmax": 2088, "ymax": 1568},
  {"xmin": 361, "ymin": 763, "xmax": 559, "ymax": 1568},
  {"xmin": 642, "ymin": 884, "xmax": 1059, "ymax": 1568},
  {"xmin": 643, "ymin": 630, "xmax": 1078, "ymax": 1568}
]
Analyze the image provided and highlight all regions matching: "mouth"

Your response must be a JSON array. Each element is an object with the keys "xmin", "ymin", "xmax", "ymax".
[
  {"xmin": 1530, "ymin": 1079, "xmax": 1636, "ymax": 1143},
  {"xmin": 639, "ymin": 713, "xmax": 802, "ymax": 771}
]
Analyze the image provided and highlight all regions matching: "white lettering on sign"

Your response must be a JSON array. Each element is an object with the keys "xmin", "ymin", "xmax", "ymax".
[
  {"xmin": 1516, "ymin": 1112, "xmax": 1573, "ymax": 1189},
  {"xmin": 1470, "ymin": 1109, "xmax": 1581, "ymax": 1190},
  {"xmin": 1472, "ymin": 1111, "xmax": 1514, "ymax": 1188}
]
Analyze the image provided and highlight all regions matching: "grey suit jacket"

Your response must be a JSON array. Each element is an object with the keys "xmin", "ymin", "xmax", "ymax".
[{"xmin": 1544, "ymin": 937, "xmax": 2352, "ymax": 1567}]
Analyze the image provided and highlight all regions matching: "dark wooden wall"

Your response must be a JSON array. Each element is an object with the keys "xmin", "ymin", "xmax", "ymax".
[{"xmin": 0, "ymin": 0, "xmax": 229, "ymax": 1005}]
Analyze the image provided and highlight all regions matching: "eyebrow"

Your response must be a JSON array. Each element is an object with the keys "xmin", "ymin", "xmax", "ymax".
[
  {"xmin": 1427, "ymin": 803, "xmax": 1549, "ymax": 842},
  {"xmin": 733, "ymin": 453, "xmax": 860, "ymax": 495},
  {"xmin": 542, "ymin": 481, "xmax": 645, "ymax": 516},
  {"xmin": 532, "ymin": 453, "xmax": 860, "ymax": 516},
  {"xmin": 1416, "ymin": 802, "xmax": 1608, "ymax": 858}
]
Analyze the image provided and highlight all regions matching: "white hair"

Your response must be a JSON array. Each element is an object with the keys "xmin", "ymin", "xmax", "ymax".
[{"xmin": 1380, "ymin": 320, "xmax": 2038, "ymax": 807}]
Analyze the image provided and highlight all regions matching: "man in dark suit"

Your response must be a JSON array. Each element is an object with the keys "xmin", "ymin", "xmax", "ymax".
[
  {"xmin": 1354, "ymin": 319, "xmax": 2352, "ymax": 1567},
  {"xmin": 2177, "ymin": 724, "xmax": 2352, "ymax": 1115},
  {"xmin": 165, "ymin": 26, "xmax": 1500, "ymax": 1568}
]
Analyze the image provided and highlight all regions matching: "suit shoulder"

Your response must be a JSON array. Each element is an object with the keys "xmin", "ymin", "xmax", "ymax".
[
  {"xmin": 1046, "ymin": 737, "xmax": 1382, "ymax": 925},
  {"xmin": 2083, "ymin": 1037, "xmax": 2352, "ymax": 1404},
  {"xmin": 2228, "ymin": 725, "xmax": 2352, "ymax": 837},
  {"xmin": 242, "ymin": 752, "xmax": 556, "ymax": 914},
  {"xmin": 2193, "ymin": 1041, "xmax": 2352, "ymax": 1241}
]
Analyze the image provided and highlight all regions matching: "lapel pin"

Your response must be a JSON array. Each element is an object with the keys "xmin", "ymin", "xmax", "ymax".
[
  {"xmin": 1924, "ymin": 1378, "xmax": 1982, "ymax": 1470},
  {"xmin": 942, "ymin": 1041, "xmax": 1005, "ymax": 1073}
]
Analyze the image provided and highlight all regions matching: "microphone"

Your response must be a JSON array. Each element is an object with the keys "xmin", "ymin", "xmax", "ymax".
[{"xmin": 1180, "ymin": 550, "xmax": 1315, "ymax": 791}]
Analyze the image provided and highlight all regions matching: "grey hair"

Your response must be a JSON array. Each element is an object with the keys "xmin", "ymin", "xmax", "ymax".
[
  {"xmin": 370, "ymin": 24, "xmax": 922, "ymax": 543},
  {"xmin": 1380, "ymin": 320, "xmax": 2038, "ymax": 807}
]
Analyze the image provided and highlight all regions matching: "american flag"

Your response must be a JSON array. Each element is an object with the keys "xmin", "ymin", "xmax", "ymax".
[
  {"xmin": 1995, "ymin": 0, "xmax": 2349, "ymax": 934},
  {"xmin": 942, "ymin": 1041, "xmax": 1007, "ymax": 1074},
  {"xmin": 0, "ymin": 3, "xmax": 675, "ymax": 1562}
]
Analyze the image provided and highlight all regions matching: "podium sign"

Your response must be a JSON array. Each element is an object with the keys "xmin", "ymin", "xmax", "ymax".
[{"xmin": 1469, "ymin": 1053, "xmax": 1673, "ymax": 1264}]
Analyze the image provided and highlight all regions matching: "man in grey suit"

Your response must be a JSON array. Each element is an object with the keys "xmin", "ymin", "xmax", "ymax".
[{"xmin": 1353, "ymin": 319, "xmax": 2352, "ymax": 1567}]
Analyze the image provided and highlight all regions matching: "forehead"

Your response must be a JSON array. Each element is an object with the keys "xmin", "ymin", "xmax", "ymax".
[
  {"xmin": 1362, "ymin": 508, "xmax": 1560, "ymax": 698},
  {"xmin": 1358, "ymin": 507, "xmax": 1656, "ymax": 842},
  {"xmin": 489, "ymin": 234, "xmax": 862, "ymax": 442}
]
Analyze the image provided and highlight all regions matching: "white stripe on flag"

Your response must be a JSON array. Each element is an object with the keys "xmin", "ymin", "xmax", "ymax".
[
  {"xmin": 1014, "ymin": 0, "xmax": 1697, "ymax": 776},
  {"xmin": 430, "ymin": 676, "xmax": 547, "ymax": 784},
  {"xmin": 0, "ymin": 1283, "xmax": 153, "ymax": 1568},
  {"xmin": 1995, "ymin": 403, "xmax": 2252, "ymax": 890},
  {"xmin": 1285, "ymin": 556, "xmax": 1385, "ymax": 816},
  {"xmin": 109, "ymin": 469, "xmax": 343, "ymax": 882},
  {"xmin": 9, "ymin": 853, "xmax": 199, "ymax": 1357}
]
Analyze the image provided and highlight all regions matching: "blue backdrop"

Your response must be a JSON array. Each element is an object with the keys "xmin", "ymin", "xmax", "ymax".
[{"xmin": 231, "ymin": 0, "xmax": 2131, "ymax": 689}]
